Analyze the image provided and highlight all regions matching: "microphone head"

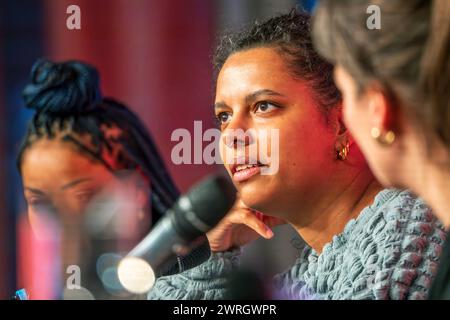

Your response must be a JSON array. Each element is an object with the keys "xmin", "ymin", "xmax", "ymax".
[{"xmin": 173, "ymin": 174, "xmax": 236, "ymax": 240}]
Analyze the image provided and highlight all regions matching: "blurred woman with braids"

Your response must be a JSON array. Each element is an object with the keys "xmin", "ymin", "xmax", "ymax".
[
  {"xmin": 312, "ymin": 0, "xmax": 450, "ymax": 299},
  {"xmin": 18, "ymin": 59, "xmax": 179, "ymax": 299}
]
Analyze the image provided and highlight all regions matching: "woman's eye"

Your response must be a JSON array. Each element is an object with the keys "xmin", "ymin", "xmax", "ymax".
[
  {"xmin": 74, "ymin": 188, "xmax": 100, "ymax": 208},
  {"xmin": 255, "ymin": 101, "xmax": 278, "ymax": 114},
  {"xmin": 216, "ymin": 112, "xmax": 232, "ymax": 124},
  {"xmin": 76, "ymin": 192, "xmax": 94, "ymax": 204},
  {"xmin": 29, "ymin": 198, "xmax": 44, "ymax": 207},
  {"xmin": 28, "ymin": 199, "xmax": 52, "ymax": 212}
]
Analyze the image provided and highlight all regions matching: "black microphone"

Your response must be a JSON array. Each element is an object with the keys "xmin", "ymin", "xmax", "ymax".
[
  {"xmin": 117, "ymin": 174, "xmax": 236, "ymax": 293},
  {"xmin": 158, "ymin": 234, "xmax": 211, "ymax": 276}
]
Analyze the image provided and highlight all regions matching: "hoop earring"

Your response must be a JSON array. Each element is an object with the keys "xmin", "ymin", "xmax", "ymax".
[
  {"xmin": 337, "ymin": 142, "xmax": 350, "ymax": 160},
  {"xmin": 371, "ymin": 127, "xmax": 395, "ymax": 145}
]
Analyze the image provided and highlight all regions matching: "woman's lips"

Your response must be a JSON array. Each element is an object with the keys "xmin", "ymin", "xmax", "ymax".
[{"xmin": 232, "ymin": 165, "xmax": 265, "ymax": 182}]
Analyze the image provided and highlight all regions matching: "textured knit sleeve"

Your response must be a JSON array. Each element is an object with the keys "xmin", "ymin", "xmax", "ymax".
[
  {"xmin": 272, "ymin": 247, "xmax": 321, "ymax": 300},
  {"xmin": 147, "ymin": 248, "xmax": 241, "ymax": 300},
  {"xmin": 368, "ymin": 193, "xmax": 447, "ymax": 300}
]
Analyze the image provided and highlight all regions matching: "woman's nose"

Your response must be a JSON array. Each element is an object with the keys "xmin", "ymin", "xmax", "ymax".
[{"xmin": 221, "ymin": 113, "xmax": 254, "ymax": 149}]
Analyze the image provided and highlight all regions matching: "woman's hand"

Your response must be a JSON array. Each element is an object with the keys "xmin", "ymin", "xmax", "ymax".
[{"xmin": 206, "ymin": 196, "xmax": 285, "ymax": 252}]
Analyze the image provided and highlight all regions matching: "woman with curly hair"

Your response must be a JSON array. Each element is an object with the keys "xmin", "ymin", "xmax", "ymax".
[{"xmin": 148, "ymin": 10, "xmax": 446, "ymax": 300}]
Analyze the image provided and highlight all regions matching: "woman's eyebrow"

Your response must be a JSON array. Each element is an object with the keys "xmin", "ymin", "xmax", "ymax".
[
  {"xmin": 24, "ymin": 187, "xmax": 45, "ymax": 195},
  {"xmin": 214, "ymin": 101, "xmax": 229, "ymax": 110},
  {"xmin": 245, "ymin": 89, "xmax": 285, "ymax": 105},
  {"xmin": 61, "ymin": 178, "xmax": 93, "ymax": 190},
  {"xmin": 214, "ymin": 89, "xmax": 285, "ymax": 110}
]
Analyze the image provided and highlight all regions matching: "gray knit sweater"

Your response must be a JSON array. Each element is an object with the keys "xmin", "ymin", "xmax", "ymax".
[{"xmin": 148, "ymin": 189, "xmax": 446, "ymax": 300}]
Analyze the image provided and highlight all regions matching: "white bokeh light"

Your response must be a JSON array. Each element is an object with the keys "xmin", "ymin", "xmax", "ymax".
[{"xmin": 117, "ymin": 257, "xmax": 155, "ymax": 294}]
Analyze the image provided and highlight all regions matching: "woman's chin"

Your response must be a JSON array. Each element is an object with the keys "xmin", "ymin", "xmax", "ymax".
[
  {"xmin": 240, "ymin": 189, "xmax": 273, "ymax": 213},
  {"xmin": 235, "ymin": 175, "xmax": 281, "ymax": 213}
]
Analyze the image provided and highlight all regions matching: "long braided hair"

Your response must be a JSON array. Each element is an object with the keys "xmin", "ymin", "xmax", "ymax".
[{"xmin": 17, "ymin": 59, "xmax": 179, "ymax": 224}]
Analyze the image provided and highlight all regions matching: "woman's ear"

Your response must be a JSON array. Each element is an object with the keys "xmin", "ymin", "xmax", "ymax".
[
  {"xmin": 122, "ymin": 170, "xmax": 151, "ymax": 211},
  {"xmin": 365, "ymin": 84, "xmax": 397, "ymax": 134},
  {"xmin": 331, "ymin": 105, "xmax": 352, "ymax": 153},
  {"xmin": 135, "ymin": 172, "xmax": 151, "ymax": 211}
]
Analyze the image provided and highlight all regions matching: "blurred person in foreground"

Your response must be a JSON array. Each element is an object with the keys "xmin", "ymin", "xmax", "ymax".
[{"xmin": 312, "ymin": 0, "xmax": 450, "ymax": 299}]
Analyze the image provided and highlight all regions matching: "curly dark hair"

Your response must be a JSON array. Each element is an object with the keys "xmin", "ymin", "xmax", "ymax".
[{"xmin": 213, "ymin": 9, "xmax": 341, "ymax": 118}]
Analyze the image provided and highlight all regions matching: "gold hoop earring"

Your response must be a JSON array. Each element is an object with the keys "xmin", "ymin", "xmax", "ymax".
[
  {"xmin": 371, "ymin": 127, "xmax": 395, "ymax": 145},
  {"xmin": 337, "ymin": 142, "xmax": 350, "ymax": 160}
]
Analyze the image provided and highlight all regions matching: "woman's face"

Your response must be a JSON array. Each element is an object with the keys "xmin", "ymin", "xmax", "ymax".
[
  {"xmin": 215, "ymin": 47, "xmax": 342, "ymax": 217},
  {"xmin": 21, "ymin": 137, "xmax": 149, "ymax": 235}
]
